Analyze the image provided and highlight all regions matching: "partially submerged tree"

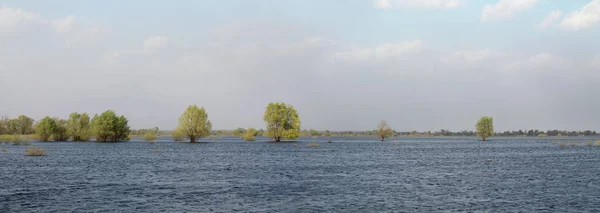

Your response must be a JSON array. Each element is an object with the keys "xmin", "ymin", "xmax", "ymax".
[
  {"xmin": 16, "ymin": 115, "xmax": 34, "ymax": 135},
  {"xmin": 375, "ymin": 120, "xmax": 393, "ymax": 141},
  {"xmin": 476, "ymin": 116, "xmax": 494, "ymax": 141},
  {"xmin": 177, "ymin": 105, "xmax": 212, "ymax": 142},
  {"xmin": 263, "ymin": 102, "xmax": 300, "ymax": 142},
  {"xmin": 242, "ymin": 128, "xmax": 257, "ymax": 141},
  {"xmin": 35, "ymin": 117, "xmax": 56, "ymax": 142},
  {"xmin": 53, "ymin": 118, "xmax": 69, "ymax": 141},
  {"xmin": 171, "ymin": 129, "xmax": 185, "ymax": 142},
  {"xmin": 91, "ymin": 110, "xmax": 131, "ymax": 142},
  {"xmin": 67, "ymin": 112, "xmax": 91, "ymax": 141}
]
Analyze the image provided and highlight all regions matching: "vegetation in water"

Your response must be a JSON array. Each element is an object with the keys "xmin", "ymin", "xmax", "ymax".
[
  {"xmin": 25, "ymin": 146, "xmax": 46, "ymax": 156},
  {"xmin": 67, "ymin": 112, "xmax": 92, "ymax": 141},
  {"xmin": 176, "ymin": 105, "xmax": 212, "ymax": 142},
  {"xmin": 307, "ymin": 142, "xmax": 320, "ymax": 147},
  {"xmin": 242, "ymin": 128, "xmax": 257, "ymax": 142},
  {"xmin": 36, "ymin": 117, "xmax": 56, "ymax": 142},
  {"xmin": 375, "ymin": 120, "xmax": 393, "ymax": 141},
  {"xmin": 91, "ymin": 110, "xmax": 131, "ymax": 142},
  {"xmin": 264, "ymin": 102, "xmax": 300, "ymax": 142},
  {"xmin": 476, "ymin": 117, "xmax": 494, "ymax": 141}
]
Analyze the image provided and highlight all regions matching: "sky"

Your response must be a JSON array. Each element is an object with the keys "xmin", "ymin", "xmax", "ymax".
[{"xmin": 1, "ymin": 0, "xmax": 600, "ymax": 132}]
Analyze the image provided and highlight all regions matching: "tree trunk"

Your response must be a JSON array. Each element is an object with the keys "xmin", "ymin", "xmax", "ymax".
[
  {"xmin": 482, "ymin": 137, "xmax": 486, "ymax": 141},
  {"xmin": 190, "ymin": 137, "xmax": 196, "ymax": 143},
  {"xmin": 275, "ymin": 137, "xmax": 281, "ymax": 142},
  {"xmin": 381, "ymin": 137, "xmax": 384, "ymax": 141}
]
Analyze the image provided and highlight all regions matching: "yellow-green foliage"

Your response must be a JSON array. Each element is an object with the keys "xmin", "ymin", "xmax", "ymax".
[
  {"xmin": 476, "ymin": 117, "xmax": 494, "ymax": 141},
  {"xmin": 264, "ymin": 102, "xmax": 300, "ymax": 142},
  {"xmin": 144, "ymin": 132, "xmax": 158, "ymax": 142},
  {"xmin": 242, "ymin": 128, "xmax": 257, "ymax": 142},
  {"xmin": 172, "ymin": 129, "xmax": 185, "ymax": 142},
  {"xmin": 586, "ymin": 141, "xmax": 593, "ymax": 146},
  {"xmin": 375, "ymin": 120, "xmax": 393, "ymax": 141},
  {"xmin": 10, "ymin": 135, "xmax": 30, "ymax": 145},
  {"xmin": 177, "ymin": 105, "xmax": 212, "ymax": 142},
  {"xmin": 595, "ymin": 140, "xmax": 600, "ymax": 146},
  {"xmin": 25, "ymin": 147, "xmax": 46, "ymax": 156},
  {"xmin": 307, "ymin": 142, "xmax": 320, "ymax": 147},
  {"xmin": 1, "ymin": 148, "xmax": 6, "ymax": 152}
]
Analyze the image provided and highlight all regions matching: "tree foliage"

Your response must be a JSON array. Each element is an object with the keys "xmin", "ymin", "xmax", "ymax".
[
  {"xmin": 91, "ymin": 110, "xmax": 131, "ymax": 142},
  {"xmin": 171, "ymin": 129, "xmax": 185, "ymax": 142},
  {"xmin": 177, "ymin": 105, "xmax": 212, "ymax": 142},
  {"xmin": 53, "ymin": 118, "xmax": 69, "ymax": 141},
  {"xmin": 16, "ymin": 115, "xmax": 34, "ymax": 135},
  {"xmin": 476, "ymin": 116, "xmax": 494, "ymax": 141},
  {"xmin": 67, "ymin": 112, "xmax": 91, "ymax": 141},
  {"xmin": 144, "ymin": 132, "xmax": 158, "ymax": 142},
  {"xmin": 263, "ymin": 102, "xmax": 300, "ymax": 142},
  {"xmin": 375, "ymin": 120, "xmax": 393, "ymax": 141},
  {"xmin": 35, "ymin": 116, "xmax": 56, "ymax": 142},
  {"xmin": 242, "ymin": 128, "xmax": 257, "ymax": 141}
]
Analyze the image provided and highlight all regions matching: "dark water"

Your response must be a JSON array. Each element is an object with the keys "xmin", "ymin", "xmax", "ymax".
[{"xmin": 1, "ymin": 137, "xmax": 600, "ymax": 212}]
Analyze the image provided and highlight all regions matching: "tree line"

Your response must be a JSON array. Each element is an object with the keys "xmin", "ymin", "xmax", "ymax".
[{"xmin": 2, "ymin": 102, "xmax": 598, "ymax": 142}]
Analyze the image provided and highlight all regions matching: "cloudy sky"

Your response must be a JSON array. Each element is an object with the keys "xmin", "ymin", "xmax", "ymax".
[{"xmin": 1, "ymin": 0, "xmax": 599, "ymax": 131}]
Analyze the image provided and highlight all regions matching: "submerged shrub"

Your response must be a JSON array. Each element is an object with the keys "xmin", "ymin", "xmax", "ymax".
[
  {"xmin": 177, "ymin": 105, "xmax": 212, "ymax": 142},
  {"xmin": 595, "ymin": 141, "xmax": 600, "ymax": 146},
  {"xmin": 9, "ymin": 135, "xmax": 30, "ymax": 146},
  {"xmin": 53, "ymin": 119, "xmax": 69, "ymax": 141},
  {"xmin": 1, "ymin": 148, "xmax": 6, "ymax": 152},
  {"xmin": 586, "ymin": 141, "xmax": 593, "ymax": 146},
  {"xmin": 25, "ymin": 147, "xmax": 46, "ymax": 156},
  {"xmin": 144, "ymin": 132, "xmax": 158, "ymax": 142},
  {"xmin": 242, "ymin": 128, "xmax": 257, "ymax": 142},
  {"xmin": 172, "ymin": 129, "xmax": 185, "ymax": 142},
  {"xmin": 151, "ymin": 148, "xmax": 161, "ymax": 152},
  {"xmin": 307, "ymin": 142, "xmax": 320, "ymax": 147}
]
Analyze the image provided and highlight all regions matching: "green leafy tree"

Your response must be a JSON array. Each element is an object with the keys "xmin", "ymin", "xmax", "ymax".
[
  {"xmin": 91, "ymin": 110, "xmax": 131, "ymax": 142},
  {"xmin": 233, "ymin": 127, "xmax": 246, "ymax": 136},
  {"xmin": 53, "ymin": 118, "xmax": 69, "ymax": 141},
  {"xmin": 35, "ymin": 116, "xmax": 56, "ymax": 142},
  {"xmin": 177, "ymin": 105, "xmax": 212, "ymax": 142},
  {"xmin": 476, "ymin": 116, "xmax": 494, "ymax": 141},
  {"xmin": 242, "ymin": 128, "xmax": 257, "ymax": 141},
  {"xmin": 67, "ymin": 112, "xmax": 92, "ymax": 141},
  {"xmin": 144, "ymin": 132, "xmax": 158, "ymax": 142},
  {"xmin": 263, "ymin": 102, "xmax": 300, "ymax": 142},
  {"xmin": 16, "ymin": 115, "xmax": 34, "ymax": 135},
  {"xmin": 375, "ymin": 120, "xmax": 393, "ymax": 141}
]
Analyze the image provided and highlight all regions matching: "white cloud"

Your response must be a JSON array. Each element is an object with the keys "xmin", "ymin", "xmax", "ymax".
[
  {"xmin": 332, "ymin": 40, "xmax": 423, "ymax": 62},
  {"xmin": 0, "ymin": 5, "xmax": 41, "ymax": 33},
  {"xmin": 536, "ymin": 10, "xmax": 563, "ymax": 29},
  {"xmin": 559, "ymin": 0, "xmax": 600, "ymax": 31},
  {"xmin": 373, "ymin": 0, "xmax": 462, "ymax": 10},
  {"xmin": 143, "ymin": 36, "xmax": 169, "ymax": 51},
  {"xmin": 451, "ymin": 49, "xmax": 502, "ymax": 62},
  {"xmin": 0, "ymin": 5, "xmax": 103, "ymax": 48},
  {"xmin": 481, "ymin": 0, "xmax": 538, "ymax": 22}
]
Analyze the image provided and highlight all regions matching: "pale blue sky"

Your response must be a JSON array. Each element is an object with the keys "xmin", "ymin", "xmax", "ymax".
[{"xmin": 1, "ymin": 0, "xmax": 599, "ymax": 131}]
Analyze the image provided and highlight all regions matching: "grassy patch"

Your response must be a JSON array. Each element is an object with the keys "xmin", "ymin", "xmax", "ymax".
[
  {"xmin": 307, "ymin": 142, "xmax": 320, "ymax": 147},
  {"xmin": 25, "ymin": 147, "xmax": 46, "ymax": 156},
  {"xmin": 151, "ymin": 148, "xmax": 161, "ymax": 152}
]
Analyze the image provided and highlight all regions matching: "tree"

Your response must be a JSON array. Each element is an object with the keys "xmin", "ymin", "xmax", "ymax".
[
  {"xmin": 177, "ymin": 105, "xmax": 212, "ymax": 142},
  {"xmin": 67, "ymin": 112, "xmax": 92, "ymax": 141},
  {"xmin": 16, "ymin": 115, "xmax": 34, "ymax": 135},
  {"xmin": 476, "ymin": 116, "xmax": 494, "ymax": 141},
  {"xmin": 242, "ymin": 128, "xmax": 257, "ymax": 141},
  {"xmin": 53, "ymin": 119, "xmax": 69, "ymax": 141},
  {"xmin": 375, "ymin": 120, "xmax": 393, "ymax": 141},
  {"xmin": 91, "ymin": 110, "xmax": 131, "ymax": 142},
  {"xmin": 35, "ymin": 117, "xmax": 56, "ymax": 142},
  {"xmin": 233, "ymin": 127, "xmax": 246, "ymax": 136},
  {"xmin": 144, "ymin": 132, "xmax": 158, "ymax": 142},
  {"xmin": 264, "ymin": 102, "xmax": 300, "ymax": 142},
  {"xmin": 172, "ymin": 129, "xmax": 185, "ymax": 142}
]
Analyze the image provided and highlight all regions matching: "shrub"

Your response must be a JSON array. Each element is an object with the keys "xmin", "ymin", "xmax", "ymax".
[
  {"xmin": 1, "ymin": 148, "xmax": 6, "ymax": 152},
  {"xmin": 53, "ymin": 119, "xmax": 70, "ymax": 141},
  {"xmin": 35, "ymin": 116, "xmax": 56, "ymax": 142},
  {"xmin": 172, "ymin": 129, "xmax": 185, "ymax": 142},
  {"xmin": 586, "ymin": 141, "xmax": 593, "ymax": 146},
  {"xmin": 558, "ymin": 142, "xmax": 567, "ymax": 147},
  {"xmin": 595, "ymin": 141, "xmax": 600, "ymax": 146},
  {"xmin": 151, "ymin": 148, "xmax": 161, "ymax": 152},
  {"xmin": 91, "ymin": 110, "xmax": 130, "ymax": 142},
  {"xmin": 25, "ymin": 147, "xmax": 46, "ymax": 156},
  {"xmin": 307, "ymin": 142, "xmax": 320, "ymax": 147},
  {"xmin": 9, "ymin": 135, "xmax": 30, "ymax": 146},
  {"xmin": 242, "ymin": 128, "xmax": 257, "ymax": 142},
  {"xmin": 144, "ymin": 132, "xmax": 158, "ymax": 142}
]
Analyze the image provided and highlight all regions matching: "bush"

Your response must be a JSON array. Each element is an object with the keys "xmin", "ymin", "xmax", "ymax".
[
  {"xmin": 151, "ymin": 148, "xmax": 161, "ymax": 152},
  {"xmin": 91, "ymin": 110, "xmax": 130, "ymax": 142},
  {"xmin": 595, "ymin": 141, "xmax": 600, "ymax": 146},
  {"xmin": 242, "ymin": 128, "xmax": 257, "ymax": 142},
  {"xmin": 1, "ymin": 148, "xmax": 6, "ymax": 152},
  {"xmin": 172, "ymin": 129, "xmax": 185, "ymax": 142},
  {"xmin": 307, "ymin": 142, "xmax": 320, "ymax": 147},
  {"xmin": 144, "ymin": 132, "xmax": 158, "ymax": 142},
  {"xmin": 9, "ymin": 135, "xmax": 30, "ymax": 146},
  {"xmin": 25, "ymin": 147, "xmax": 46, "ymax": 156}
]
